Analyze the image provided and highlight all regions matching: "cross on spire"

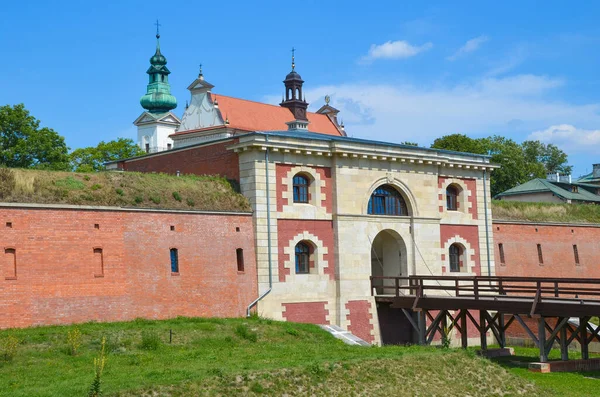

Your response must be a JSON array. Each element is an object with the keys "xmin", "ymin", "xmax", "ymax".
[
  {"xmin": 155, "ymin": 19, "xmax": 161, "ymax": 38},
  {"xmin": 291, "ymin": 47, "xmax": 295, "ymax": 71}
]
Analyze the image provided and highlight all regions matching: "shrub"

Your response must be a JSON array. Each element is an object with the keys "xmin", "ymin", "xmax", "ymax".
[
  {"xmin": 172, "ymin": 191, "xmax": 182, "ymax": 202},
  {"xmin": 115, "ymin": 188, "xmax": 124, "ymax": 196},
  {"xmin": 0, "ymin": 335, "xmax": 19, "ymax": 361},
  {"xmin": 91, "ymin": 184, "xmax": 102, "ymax": 191},
  {"xmin": 84, "ymin": 175, "xmax": 91, "ymax": 181},
  {"xmin": 134, "ymin": 196, "xmax": 143, "ymax": 204},
  {"xmin": 67, "ymin": 327, "xmax": 83, "ymax": 356},
  {"xmin": 139, "ymin": 330, "xmax": 161, "ymax": 350},
  {"xmin": 149, "ymin": 195, "xmax": 161, "ymax": 205},
  {"xmin": 186, "ymin": 198, "xmax": 195, "ymax": 207},
  {"xmin": 88, "ymin": 336, "xmax": 106, "ymax": 397},
  {"xmin": 284, "ymin": 326, "xmax": 300, "ymax": 337},
  {"xmin": 234, "ymin": 324, "xmax": 258, "ymax": 342}
]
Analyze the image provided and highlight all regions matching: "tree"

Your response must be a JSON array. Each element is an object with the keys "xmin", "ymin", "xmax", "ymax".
[
  {"xmin": 431, "ymin": 133, "xmax": 572, "ymax": 197},
  {"xmin": 0, "ymin": 104, "xmax": 70, "ymax": 170},
  {"xmin": 70, "ymin": 138, "xmax": 145, "ymax": 172},
  {"xmin": 400, "ymin": 141, "xmax": 419, "ymax": 146},
  {"xmin": 431, "ymin": 134, "xmax": 489, "ymax": 155}
]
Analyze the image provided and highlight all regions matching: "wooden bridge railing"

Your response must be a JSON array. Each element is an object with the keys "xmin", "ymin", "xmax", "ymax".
[{"xmin": 370, "ymin": 275, "xmax": 600, "ymax": 301}]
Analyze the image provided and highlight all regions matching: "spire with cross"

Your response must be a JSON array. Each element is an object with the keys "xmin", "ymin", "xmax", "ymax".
[
  {"xmin": 155, "ymin": 19, "xmax": 161, "ymax": 38},
  {"xmin": 291, "ymin": 47, "xmax": 295, "ymax": 71}
]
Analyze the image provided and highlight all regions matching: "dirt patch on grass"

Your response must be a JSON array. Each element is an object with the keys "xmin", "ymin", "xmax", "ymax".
[{"xmin": 0, "ymin": 168, "xmax": 250, "ymax": 212}]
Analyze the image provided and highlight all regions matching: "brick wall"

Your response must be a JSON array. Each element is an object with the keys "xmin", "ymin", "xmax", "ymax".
[
  {"xmin": 277, "ymin": 219, "xmax": 335, "ymax": 281},
  {"xmin": 345, "ymin": 300, "xmax": 374, "ymax": 343},
  {"xmin": 282, "ymin": 301, "xmax": 329, "ymax": 324},
  {"xmin": 493, "ymin": 222, "xmax": 600, "ymax": 278},
  {"xmin": 0, "ymin": 206, "xmax": 256, "ymax": 329},
  {"xmin": 121, "ymin": 140, "xmax": 240, "ymax": 181}
]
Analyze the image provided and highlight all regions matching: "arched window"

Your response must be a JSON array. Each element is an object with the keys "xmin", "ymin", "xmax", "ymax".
[
  {"xmin": 368, "ymin": 185, "xmax": 408, "ymax": 216},
  {"xmin": 293, "ymin": 174, "xmax": 309, "ymax": 203},
  {"xmin": 449, "ymin": 244, "xmax": 462, "ymax": 272},
  {"xmin": 446, "ymin": 185, "xmax": 459, "ymax": 211},
  {"xmin": 295, "ymin": 242, "xmax": 310, "ymax": 274}
]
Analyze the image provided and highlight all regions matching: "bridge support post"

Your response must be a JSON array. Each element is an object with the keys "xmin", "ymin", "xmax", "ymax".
[
  {"xmin": 417, "ymin": 311, "xmax": 426, "ymax": 345},
  {"xmin": 538, "ymin": 316, "xmax": 548, "ymax": 363},
  {"xmin": 479, "ymin": 310, "xmax": 487, "ymax": 351},
  {"xmin": 460, "ymin": 310, "xmax": 468, "ymax": 349},
  {"xmin": 559, "ymin": 320, "xmax": 568, "ymax": 361},
  {"xmin": 498, "ymin": 313, "xmax": 506, "ymax": 348},
  {"xmin": 581, "ymin": 317, "xmax": 589, "ymax": 360}
]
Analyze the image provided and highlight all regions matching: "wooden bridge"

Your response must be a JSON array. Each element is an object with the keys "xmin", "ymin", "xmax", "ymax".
[{"xmin": 371, "ymin": 275, "xmax": 600, "ymax": 363}]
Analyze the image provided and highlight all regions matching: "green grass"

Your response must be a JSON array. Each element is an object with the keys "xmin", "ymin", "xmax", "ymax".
[
  {"xmin": 492, "ymin": 200, "xmax": 600, "ymax": 223},
  {"xmin": 0, "ymin": 317, "xmax": 542, "ymax": 397},
  {"xmin": 0, "ymin": 168, "xmax": 250, "ymax": 212},
  {"xmin": 489, "ymin": 346, "xmax": 600, "ymax": 397}
]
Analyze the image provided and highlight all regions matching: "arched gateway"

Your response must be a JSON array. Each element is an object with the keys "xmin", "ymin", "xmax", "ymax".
[{"xmin": 371, "ymin": 229, "xmax": 408, "ymax": 295}]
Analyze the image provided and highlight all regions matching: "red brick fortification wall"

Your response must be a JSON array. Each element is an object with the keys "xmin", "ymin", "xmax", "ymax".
[
  {"xmin": 493, "ymin": 221, "xmax": 600, "ymax": 278},
  {"xmin": 282, "ymin": 302, "xmax": 329, "ymax": 324},
  {"xmin": 346, "ymin": 300, "xmax": 374, "ymax": 343},
  {"xmin": 0, "ymin": 205, "xmax": 256, "ymax": 329},
  {"xmin": 121, "ymin": 140, "xmax": 240, "ymax": 181},
  {"xmin": 277, "ymin": 219, "xmax": 335, "ymax": 281}
]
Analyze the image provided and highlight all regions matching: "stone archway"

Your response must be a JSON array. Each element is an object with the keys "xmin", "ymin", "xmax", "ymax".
[{"xmin": 371, "ymin": 229, "xmax": 408, "ymax": 294}]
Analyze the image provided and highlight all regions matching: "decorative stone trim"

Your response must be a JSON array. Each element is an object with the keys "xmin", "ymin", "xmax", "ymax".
[
  {"xmin": 439, "ymin": 178, "xmax": 472, "ymax": 216},
  {"xmin": 280, "ymin": 166, "xmax": 330, "ymax": 220},
  {"xmin": 442, "ymin": 235, "xmax": 476, "ymax": 275},
  {"xmin": 362, "ymin": 176, "xmax": 419, "ymax": 217},
  {"xmin": 282, "ymin": 231, "xmax": 329, "ymax": 281}
]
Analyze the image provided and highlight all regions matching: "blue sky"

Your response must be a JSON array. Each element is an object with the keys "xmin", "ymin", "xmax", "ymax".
[{"xmin": 3, "ymin": 1, "xmax": 600, "ymax": 176}]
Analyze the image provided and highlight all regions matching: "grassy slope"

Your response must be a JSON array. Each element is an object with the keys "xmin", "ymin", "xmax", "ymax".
[
  {"xmin": 492, "ymin": 200, "xmax": 600, "ymax": 223},
  {"xmin": 0, "ymin": 317, "xmax": 540, "ymax": 397},
  {"xmin": 0, "ymin": 168, "xmax": 251, "ymax": 212}
]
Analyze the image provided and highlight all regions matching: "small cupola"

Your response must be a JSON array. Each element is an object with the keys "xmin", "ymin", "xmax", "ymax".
[{"xmin": 280, "ymin": 48, "xmax": 309, "ymax": 121}]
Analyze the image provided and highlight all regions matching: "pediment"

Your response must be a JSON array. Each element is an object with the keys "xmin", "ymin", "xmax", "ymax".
[{"xmin": 187, "ymin": 77, "xmax": 215, "ymax": 92}]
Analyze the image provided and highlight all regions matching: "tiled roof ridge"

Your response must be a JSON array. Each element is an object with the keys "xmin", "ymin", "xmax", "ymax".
[{"xmin": 214, "ymin": 93, "xmax": 333, "ymax": 118}]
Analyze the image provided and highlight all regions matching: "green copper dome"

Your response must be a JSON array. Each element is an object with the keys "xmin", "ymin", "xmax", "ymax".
[{"xmin": 140, "ymin": 32, "xmax": 177, "ymax": 113}]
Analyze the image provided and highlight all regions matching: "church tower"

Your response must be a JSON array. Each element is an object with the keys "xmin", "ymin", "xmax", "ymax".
[
  {"xmin": 134, "ymin": 21, "xmax": 181, "ymax": 153},
  {"xmin": 280, "ymin": 49, "xmax": 309, "ymax": 128}
]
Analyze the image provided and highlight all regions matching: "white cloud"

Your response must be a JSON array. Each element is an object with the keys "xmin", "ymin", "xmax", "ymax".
[
  {"xmin": 447, "ymin": 35, "xmax": 489, "ymax": 61},
  {"xmin": 276, "ymin": 75, "xmax": 600, "ymax": 148},
  {"xmin": 528, "ymin": 124, "xmax": 600, "ymax": 153},
  {"xmin": 361, "ymin": 40, "xmax": 433, "ymax": 62}
]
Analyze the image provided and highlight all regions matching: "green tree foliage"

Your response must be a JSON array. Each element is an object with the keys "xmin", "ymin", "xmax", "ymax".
[
  {"xmin": 431, "ymin": 134, "xmax": 572, "ymax": 196},
  {"xmin": 0, "ymin": 104, "xmax": 70, "ymax": 170},
  {"xmin": 70, "ymin": 138, "xmax": 145, "ymax": 172},
  {"xmin": 400, "ymin": 141, "xmax": 419, "ymax": 146}
]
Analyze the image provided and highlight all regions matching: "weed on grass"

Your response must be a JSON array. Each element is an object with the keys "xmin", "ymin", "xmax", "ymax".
[
  {"xmin": 0, "ymin": 335, "xmax": 19, "ymax": 362},
  {"xmin": 234, "ymin": 324, "xmax": 258, "ymax": 342},
  {"xmin": 139, "ymin": 330, "xmax": 162, "ymax": 351},
  {"xmin": 67, "ymin": 327, "xmax": 82, "ymax": 356}
]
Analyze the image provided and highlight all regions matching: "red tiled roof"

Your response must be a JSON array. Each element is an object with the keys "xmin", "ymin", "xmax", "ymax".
[{"xmin": 215, "ymin": 95, "xmax": 342, "ymax": 136}]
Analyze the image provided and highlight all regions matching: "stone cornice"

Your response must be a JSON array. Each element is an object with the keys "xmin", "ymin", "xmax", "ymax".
[{"xmin": 229, "ymin": 133, "xmax": 499, "ymax": 171}]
